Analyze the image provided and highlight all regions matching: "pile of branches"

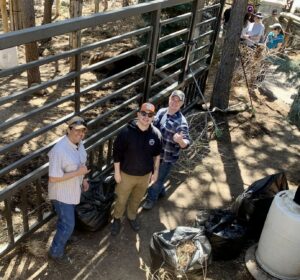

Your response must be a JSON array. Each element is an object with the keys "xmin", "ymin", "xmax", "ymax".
[
  {"xmin": 173, "ymin": 110, "xmax": 215, "ymax": 176},
  {"xmin": 232, "ymin": 44, "xmax": 269, "ymax": 89}
]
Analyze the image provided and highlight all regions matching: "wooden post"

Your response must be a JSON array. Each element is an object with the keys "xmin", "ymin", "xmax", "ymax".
[
  {"xmin": 0, "ymin": 0, "xmax": 9, "ymax": 32},
  {"xmin": 19, "ymin": 0, "xmax": 41, "ymax": 87},
  {"xmin": 69, "ymin": 0, "xmax": 82, "ymax": 113},
  {"xmin": 210, "ymin": 0, "xmax": 248, "ymax": 110},
  {"xmin": 9, "ymin": 0, "xmax": 23, "ymax": 31},
  {"xmin": 55, "ymin": 0, "xmax": 60, "ymax": 17},
  {"xmin": 69, "ymin": 0, "xmax": 82, "ymax": 72},
  {"xmin": 94, "ymin": 0, "xmax": 100, "ymax": 13}
]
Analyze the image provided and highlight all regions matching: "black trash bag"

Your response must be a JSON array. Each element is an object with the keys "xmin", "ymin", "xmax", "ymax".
[
  {"xmin": 231, "ymin": 172, "xmax": 288, "ymax": 240},
  {"xmin": 150, "ymin": 226, "xmax": 211, "ymax": 276},
  {"xmin": 75, "ymin": 175, "xmax": 116, "ymax": 232},
  {"xmin": 204, "ymin": 209, "xmax": 247, "ymax": 260}
]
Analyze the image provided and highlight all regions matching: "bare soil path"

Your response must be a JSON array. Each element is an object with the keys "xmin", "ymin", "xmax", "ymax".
[
  {"xmin": 1, "ymin": 2, "xmax": 300, "ymax": 279},
  {"xmin": 1, "ymin": 80, "xmax": 299, "ymax": 279}
]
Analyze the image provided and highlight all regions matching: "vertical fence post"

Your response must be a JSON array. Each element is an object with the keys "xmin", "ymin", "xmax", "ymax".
[
  {"xmin": 205, "ymin": 0, "xmax": 225, "ymax": 67},
  {"xmin": 20, "ymin": 189, "xmax": 29, "ymax": 232},
  {"xmin": 143, "ymin": 8, "xmax": 161, "ymax": 102},
  {"xmin": 180, "ymin": 0, "xmax": 205, "ymax": 83},
  {"xmin": 4, "ymin": 198, "xmax": 14, "ymax": 245},
  {"xmin": 74, "ymin": 47, "xmax": 82, "ymax": 114}
]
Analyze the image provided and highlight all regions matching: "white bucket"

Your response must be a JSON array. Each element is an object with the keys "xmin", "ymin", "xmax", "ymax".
[
  {"xmin": 256, "ymin": 190, "xmax": 300, "ymax": 280},
  {"xmin": 0, "ymin": 47, "xmax": 18, "ymax": 69}
]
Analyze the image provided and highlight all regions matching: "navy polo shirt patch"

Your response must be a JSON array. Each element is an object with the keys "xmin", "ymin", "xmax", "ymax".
[{"xmin": 149, "ymin": 139, "xmax": 155, "ymax": 146}]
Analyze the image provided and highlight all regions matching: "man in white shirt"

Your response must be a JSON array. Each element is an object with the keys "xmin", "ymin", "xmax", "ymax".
[{"xmin": 48, "ymin": 116, "xmax": 90, "ymax": 264}]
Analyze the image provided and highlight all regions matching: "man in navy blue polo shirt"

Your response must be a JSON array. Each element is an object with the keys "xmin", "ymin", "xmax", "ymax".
[
  {"xmin": 111, "ymin": 103, "xmax": 162, "ymax": 235},
  {"xmin": 143, "ymin": 90, "xmax": 191, "ymax": 210}
]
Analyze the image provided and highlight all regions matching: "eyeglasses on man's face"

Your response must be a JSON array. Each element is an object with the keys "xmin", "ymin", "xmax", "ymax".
[{"xmin": 139, "ymin": 111, "xmax": 154, "ymax": 118}]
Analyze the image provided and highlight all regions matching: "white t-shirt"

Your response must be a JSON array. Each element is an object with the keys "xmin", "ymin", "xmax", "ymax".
[
  {"xmin": 48, "ymin": 135, "xmax": 87, "ymax": 205},
  {"xmin": 247, "ymin": 22, "xmax": 265, "ymax": 43}
]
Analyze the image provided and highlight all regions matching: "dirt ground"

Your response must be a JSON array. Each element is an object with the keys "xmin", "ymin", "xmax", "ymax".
[
  {"xmin": 1, "ymin": 52, "xmax": 300, "ymax": 279},
  {"xmin": 1, "ymin": 1, "xmax": 300, "ymax": 280}
]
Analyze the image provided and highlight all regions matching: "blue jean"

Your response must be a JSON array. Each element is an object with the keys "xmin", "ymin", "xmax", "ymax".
[
  {"xmin": 49, "ymin": 200, "xmax": 75, "ymax": 258},
  {"xmin": 147, "ymin": 161, "xmax": 173, "ymax": 202}
]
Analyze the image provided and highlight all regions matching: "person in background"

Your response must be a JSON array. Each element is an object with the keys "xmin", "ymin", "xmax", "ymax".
[
  {"xmin": 241, "ymin": 5, "xmax": 255, "ymax": 40},
  {"xmin": 111, "ymin": 103, "xmax": 162, "ymax": 236},
  {"xmin": 242, "ymin": 12, "xmax": 265, "ymax": 47},
  {"xmin": 263, "ymin": 9, "xmax": 279, "ymax": 36},
  {"xmin": 143, "ymin": 90, "xmax": 191, "ymax": 210},
  {"xmin": 48, "ymin": 116, "xmax": 90, "ymax": 264},
  {"xmin": 266, "ymin": 23, "xmax": 284, "ymax": 50}
]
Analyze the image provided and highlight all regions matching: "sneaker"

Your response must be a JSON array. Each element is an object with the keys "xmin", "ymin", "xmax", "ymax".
[
  {"xmin": 142, "ymin": 199, "xmax": 154, "ymax": 210},
  {"xmin": 48, "ymin": 252, "xmax": 72, "ymax": 265},
  {"xmin": 128, "ymin": 218, "xmax": 140, "ymax": 232},
  {"xmin": 111, "ymin": 218, "xmax": 121, "ymax": 236}
]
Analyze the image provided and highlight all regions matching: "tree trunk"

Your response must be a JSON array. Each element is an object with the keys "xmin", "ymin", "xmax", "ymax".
[
  {"xmin": 9, "ymin": 0, "xmax": 22, "ymax": 31},
  {"xmin": 0, "ymin": 0, "xmax": 9, "ymax": 32},
  {"xmin": 42, "ymin": 0, "xmax": 54, "ymax": 25},
  {"xmin": 210, "ymin": 0, "xmax": 248, "ymax": 110},
  {"xmin": 94, "ymin": 0, "xmax": 100, "ymax": 13},
  {"xmin": 40, "ymin": 0, "xmax": 54, "ymax": 53},
  {"xmin": 55, "ymin": 0, "xmax": 60, "ymax": 17},
  {"xmin": 69, "ymin": 0, "xmax": 82, "ymax": 72},
  {"xmin": 19, "ymin": 0, "xmax": 41, "ymax": 87}
]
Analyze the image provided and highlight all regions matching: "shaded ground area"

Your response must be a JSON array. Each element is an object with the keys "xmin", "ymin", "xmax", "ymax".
[
  {"xmin": 0, "ymin": 2, "xmax": 299, "ymax": 277},
  {"xmin": 1, "ymin": 77, "xmax": 299, "ymax": 279}
]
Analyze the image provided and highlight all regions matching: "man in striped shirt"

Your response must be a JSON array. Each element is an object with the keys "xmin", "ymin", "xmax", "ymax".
[
  {"xmin": 48, "ymin": 116, "xmax": 90, "ymax": 264},
  {"xmin": 143, "ymin": 90, "xmax": 191, "ymax": 210}
]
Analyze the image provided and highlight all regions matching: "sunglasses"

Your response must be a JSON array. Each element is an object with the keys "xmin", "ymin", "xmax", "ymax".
[
  {"xmin": 69, "ymin": 120, "xmax": 87, "ymax": 128},
  {"xmin": 140, "ymin": 111, "xmax": 154, "ymax": 118}
]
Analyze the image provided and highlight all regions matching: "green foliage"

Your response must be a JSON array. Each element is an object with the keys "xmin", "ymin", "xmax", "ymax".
[{"xmin": 215, "ymin": 127, "xmax": 223, "ymax": 138}]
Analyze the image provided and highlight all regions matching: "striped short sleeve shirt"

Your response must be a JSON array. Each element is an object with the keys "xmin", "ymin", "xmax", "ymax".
[{"xmin": 48, "ymin": 135, "xmax": 87, "ymax": 205}]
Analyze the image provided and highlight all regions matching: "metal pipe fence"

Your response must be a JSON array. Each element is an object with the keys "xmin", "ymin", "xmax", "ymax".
[{"xmin": 0, "ymin": 0, "xmax": 224, "ymax": 257}]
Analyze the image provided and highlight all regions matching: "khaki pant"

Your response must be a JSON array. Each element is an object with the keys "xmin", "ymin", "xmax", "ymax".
[{"xmin": 113, "ymin": 171, "xmax": 151, "ymax": 220}]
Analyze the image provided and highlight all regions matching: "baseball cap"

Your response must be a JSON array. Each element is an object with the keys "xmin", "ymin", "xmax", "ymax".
[
  {"xmin": 170, "ymin": 90, "xmax": 185, "ymax": 102},
  {"xmin": 67, "ymin": 116, "xmax": 87, "ymax": 129},
  {"xmin": 270, "ymin": 23, "xmax": 282, "ymax": 29},
  {"xmin": 140, "ymin": 102, "xmax": 155, "ymax": 113},
  {"xmin": 254, "ymin": 12, "xmax": 263, "ymax": 19}
]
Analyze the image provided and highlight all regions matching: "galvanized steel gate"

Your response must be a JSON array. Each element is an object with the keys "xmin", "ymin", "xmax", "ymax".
[{"xmin": 0, "ymin": 0, "xmax": 224, "ymax": 257}]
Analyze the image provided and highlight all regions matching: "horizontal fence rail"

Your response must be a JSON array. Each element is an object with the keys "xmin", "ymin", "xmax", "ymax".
[{"xmin": 0, "ymin": 0, "xmax": 224, "ymax": 257}]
